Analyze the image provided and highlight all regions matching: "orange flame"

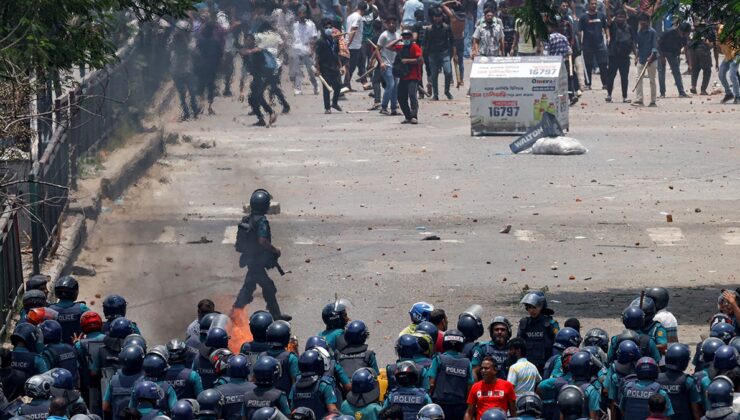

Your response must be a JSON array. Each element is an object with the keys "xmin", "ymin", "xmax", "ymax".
[{"xmin": 228, "ymin": 307, "xmax": 253, "ymax": 354}]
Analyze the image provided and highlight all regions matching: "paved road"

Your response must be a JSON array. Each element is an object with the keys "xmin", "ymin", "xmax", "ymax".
[{"xmin": 74, "ymin": 62, "xmax": 740, "ymax": 362}]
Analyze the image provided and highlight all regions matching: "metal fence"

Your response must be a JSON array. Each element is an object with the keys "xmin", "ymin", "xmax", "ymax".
[{"xmin": 0, "ymin": 204, "xmax": 25, "ymax": 336}]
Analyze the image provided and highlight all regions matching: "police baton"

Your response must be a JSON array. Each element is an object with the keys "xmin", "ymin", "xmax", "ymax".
[{"xmin": 275, "ymin": 262, "xmax": 285, "ymax": 276}]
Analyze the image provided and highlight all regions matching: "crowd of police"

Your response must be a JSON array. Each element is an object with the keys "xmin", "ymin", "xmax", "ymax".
[{"xmin": 5, "ymin": 273, "xmax": 740, "ymax": 420}]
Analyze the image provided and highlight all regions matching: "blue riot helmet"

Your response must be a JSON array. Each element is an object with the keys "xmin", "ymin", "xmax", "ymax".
[
  {"xmin": 172, "ymin": 399, "xmax": 200, "ymax": 420},
  {"xmin": 568, "ymin": 351, "xmax": 593, "ymax": 381},
  {"xmin": 119, "ymin": 344, "xmax": 145, "ymax": 375},
  {"xmin": 664, "ymin": 343, "xmax": 691, "ymax": 371},
  {"xmin": 706, "ymin": 376, "xmax": 734, "ymax": 417},
  {"xmin": 102, "ymin": 294, "xmax": 127, "ymax": 320},
  {"xmin": 322, "ymin": 299, "xmax": 349, "ymax": 329},
  {"xmin": 622, "ymin": 306, "xmax": 645, "ymax": 330},
  {"xmin": 227, "ymin": 354, "xmax": 250, "ymax": 379},
  {"xmin": 415, "ymin": 322, "xmax": 439, "ymax": 347},
  {"xmin": 711, "ymin": 322, "xmax": 737, "ymax": 344},
  {"xmin": 409, "ymin": 302, "xmax": 434, "ymax": 324},
  {"xmin": 40, "ymin": 320, "xmax": 63, "ymax": 344},
  {"xmin": 442, "ymin": 329, "xmax": 466, "ymax": 353},
  {"xmin": 25, "ymin": 374, "xmax": 53, "ymax": 399},
  {"xmin": 11, "ymin": 322, "xmax": 40, "ymax": 348},
  {"xmin": 199, "ymin": 313, "xmax": 220, "ymax": 338},
  {"xmin": 249, "ymin": 189, "xmax": 272, "ymax": 215},
  {"xmin": 616, "ymin": 340, "xmax": 642, "ymax": 364},
  {"xmin": 252, "ymin": 407, "xmax": 282, "ymax": 420},
  {"xmin": 702, "ymin": 337, "xmax": 725, "ymax": 363},
  {"xmin": 394, "ymin": 361, "xmax": 419, "ymax": 387},
  {"xmin": 249, "ymin": 311, "xmax": 274, "ymax": 342},
  {"xmin": 713, "ymin": 345, "xmax": 739, "ymax": 372},
  {"xmin": 396, "ymin": 334, "xmax": 422, "ymax": 358},
  {"xmin": 26, "ymin": 274, "xmax": 49, "ymax": 292},
  {"xmin": 143, "ymin": 353, "xmax": 169, "ymax": 379},
  {"xmin": 457, "ymin": 312, "xmax": 484, "ymax": 342},
  {"xmin": 417, "ymin": 404, "xmax": 445, "ymax": 420},
  {"xmin": 54, "ymin": 276, "xmax": 79, "ymax": 301},
  {"xmin": 109, "ymin": 317, "xmax": 134, "ymax": 339},
  {"xmin": 49, "ymin": 368, "xmax": 75, "ymax": 390},
  {"xmin": 516, "ymin": 392, "xmax": 543, "ymax": 417},
  {"xmin": 298, "ymin": 349, "xmax": 329, "ymax": 376},
  {"xmin": 205, "ymin": 328, "xmax": 229, "ymax": 349},
  {"xmin": 583, "ymin": 328, "xmax": 609, "ymax": 353},
  {"xmin": 253, "ymin": 356, "xmax": 282, "ymax": 386},
  {"xmin": 22, "ymin": 290, "xmax": 47, "ymax": 310},
  {"xmin": 630, "ymin": 296, "xmax": 656, "ymax": 325},
  {"xmin": 479, "ymin": 409, "xmax": 507, "ymax": 420},
  {"xmin": 635, "ymin": 357, "xmax": 659, "ymax": 380},
  {"xmin": 645, "ymin": 287, "xmax": 669, "ymax": 311},
  {"xmin": 729, "ymin": 337, "xmax": 740, "ymax": 356},
  {"xmin": 305, "ymin": 336, "xmax": 330, "ymax": 351},
  {"xmin": 135, "ymin": 380, "xmax": 164, "ymax": 402},
  {"xmin": 347, "ymin": 367, "xmax": 380, "ymax": 407},
  {"xmin": 123, "ymin": 334, "xmax": 147, "ymax": 353},
  {"xmin": 266, "ymin": 320, "xmax": 291, "ymax": 348},
  {"xmin": 553, "ymin": 327, "xmax": 582, "ymax": 351},
  {"xmin": 196, "ymin": 389, "xmax": 224, "ymax": 417},
  {"xmin": 344, "ymin": 321, "xmax": 370, "ymax": 345},
  {"xmin": 558, "ymin": 385, "xmax": 586, "ymax": 417},
  {"xmin": 290, "ymin": 407, "xmax": 316, "ymax": 420}
]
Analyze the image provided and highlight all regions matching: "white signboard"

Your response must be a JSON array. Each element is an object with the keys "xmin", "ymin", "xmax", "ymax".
[{"xmin": 470, "ymin": 56, "xmax": 569, "ymax": 135}]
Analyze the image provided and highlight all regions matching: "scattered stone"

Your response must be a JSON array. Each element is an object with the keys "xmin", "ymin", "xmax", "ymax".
[
  {"xmin": 422, "ymin": 235, "xmax": 441, "ymax": 241},
  {"xmin": 695, "ymin": 208, "xmax": 701, "ymax": 213},
  {"xmin": 305, "ymin": 258, "xmax": 311, "ymax": 263},
  {"xmin": 106, "ymin": 257, "xmax": 114, "ymax": 262},
  {"xmin": 666, "ymin": 214, "xmax": 673, "ymax": 222},
  {"xmin": 499, "ymin": 225, "xmax": 512, "ymax": 234},
  {"xmin": 569, "ymin": 275, "xmax": 576, "ymax": 280},
  {"xmin": 71, "ymin": 265, "xmax": 96, "ymax": 276},
  {"xmin": 187, "ymin": 236, "xmax": 212, "ymax": 244}
]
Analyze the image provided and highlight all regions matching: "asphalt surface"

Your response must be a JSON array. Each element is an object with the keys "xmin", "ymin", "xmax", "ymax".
[{"xmin": 74, "ymin": 60, "xmax": 740, "ymax": 363}]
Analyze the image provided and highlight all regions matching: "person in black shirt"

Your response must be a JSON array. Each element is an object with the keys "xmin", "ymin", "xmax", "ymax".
[
  {"xmin": 239, "ymin": 33, "xmax": 278, "ymax": 127},
  {"xmin": 424, "ymin": 9, "xmax": 455, "ymax": 100},
  {"xmin": 657, "ymin": 22, "xmax": 691, "ymax": 98},
  {"xmin": 195, "ymin": 22, "xmax": 223, "ymax": 116},
  {"xmin": 579, "ymin": 0, "xmax": 609, "ymax": 89},
  {"xmin": 315, "ymin": 19, "xmax": 344, "ymax": 113},
  {"xmin": 605, "ymin": 9, "xmax": 635, "ymax": 102},
  {"xmin": 688, "ymin": 22, "xmax": 717, "ymax": 96}
]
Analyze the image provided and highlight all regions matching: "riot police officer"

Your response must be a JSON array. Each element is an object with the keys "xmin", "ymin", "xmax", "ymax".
[
  {"xmin": 335, "ymin": 320, "xmax": 380, "ymax": 375},
  {"xmin": 619, "ymin": 357, "xmax": 674, "ymax": 419},
  {"xmin": 701, "ymin": 376, "xmax": 738, "ymax": 420},
  {"xmin": 233, "ymin": 189, "xmax": 291, "ymax": 321},
  {"xmin": 340, "ymin": 368, "xmax": 382, "ymax": 419},
  {"xmin": 428, "ymin": 329, "xmax": 474, "ymax": 420},
  {"xmin": 49, "ymin": 367, "xmax": 89, "ymax": 416},
  {"xmin": 383, "ymin": 361, "xmax": 432, "ymax": 420},
  {"xmin": 101, "ymin": 295, "xmax": 141, "ymax": 335},
  {"xmin": 186, "ymin": 313, "xmax": 219, "ymax": 368},
  {"xmin": 92, "ymin": 317, "xmax": 134, "ymax": 402},
  {"xmin": 132, "ymin": 347, "xmax": 178, "ymax": 413},
  {"xmin": 102, "ymin": 344, "xmax": 146, "ymax": 420},
  {"xmin": 48, "ymin": 276, "xmax": 90, "ymax": 344},
  {"xmin": 132, "ymin": 381, "xmax": 166, "ymax": 419},
  {"xmin": 214, "ymin": 354, "xmax": 255, "ymax": 420},
  {"xmin": 10, "ymin": 322, "xmax": 49, "ymax": 383},
  {"xmin": 386, "ymin": 335, "xmax": 429, "ymax": 391},
  {"xmin": 0, "ymin": 347, "xmax": 26, "ymax": 401},
  {"xmin": 260, "ymin": 320, "xmax": 299, "ymax": 393},
  {"xmin": 20, "ymin": 290, "xmax": 47, "ymax": 322},
  {"xmin": 240, "ymin": 311, "xmax": 274, "ymax": 369},
  {"xmin": 517, "ymin": 292, "xmax": 560, "ymax": 373},
  {"xmin": 16, "ymin": 374, "xmax": 54, "ymax": 419},
  {"xmin": 607, "ymin": 307, "xmax": 662, "ymax": 363},
  {"xmin": 39, "ymin": 320, "xmax": 79, "ymax": 383},
  {"xmin": 471, "ymin": 316, "xmax": 510, "ymax": 380},
  {"xmin": 457, "ymin": 310, "xmax": 485, "ymax": 360},
  {"xmin": 605, "ymin": 340, "xmax": 641, "ymax": 418},
  {"xmin": 400, "ymin": 302, "xmax": 435, "ymax": 336},
  {"xmin": 567, "ymin": 351, "xmax": 602, "ymax": 419},
  {"xmin": 75, "ymin": 311, "xmax": 105, "ymax": 415},
  {"xmin": 193, "ymin": 314, "xmax": 231, "ymax": 389},
  {"xmin": 696, "ymin": 337, "xmax": 726, "ymax": 408},
  {"xmin": 290, "ymin": 349, "xmax": 338, "ymax": 418},
  {"xmin": 319, "ymin": 299, "xmax": 350, "ymax": 350},
  {"xmin": 713, "ymin": 346, "xmax": 739, "ymax": 383},
  {"xmin": 304, "ymin": 335, "xmax": 352, "ymax": 395},
  {"xmin": 543, "ymin": 327, "xmax": 581, "ymax": 380},
  {"xmin": 582, "ymin": 328, "xmax": 609, "ymax": 355},
  {"xmin": 242, "ymin": 356, "xmax": 291, "ymax": 420},
  {"xmin": 629, "ymin": 296, "xmax": 668, "ymax": 354},
  {"xmin": 646, "ymin": 287, "xmax": 679, "ymax": 343},
  {"xmin": 657, "ymin": 343, "xmax": 702, "ymax": 420},
  {"xmin": 196, "ymin": 389, "xmax": 224, "ymax": 420},
  {"xmin": 557, "ymin": 385, "xmax": 588, "ymax": 420},
  {"xmin": 165, "ymin": 339, "xmax": 204, "ymax": 399}
]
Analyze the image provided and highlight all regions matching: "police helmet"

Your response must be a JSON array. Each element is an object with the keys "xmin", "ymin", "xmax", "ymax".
[
  {"xmin": 40, "ymin": 319, "xmax": 63, "ymax": 344},
  {"xmin": 635, "ymin": 357, "xmax": 659, "ymax": 380},
  {"xmin": 70, "ymin": 416, "xmax": 93, "ymax": 420},
  {"xmin": 645, "ymin": 287, "xmax": 669, "ymax": 311},
  {"xmin": 143, "ymin": 353, "xmax": 169, "ymax": 378},
  {"xmin": 209, "ymin": 348, "xmax": 233, "ymax": 376},
  {"xmin": 711, "ymin": 322, "xmax": 736, "ymax": 344},
  {"xmin": 227, "ymin": 354, "xmax": 250, "ymax": 379},
  {"xmin": 252, "ymin": 407, "xmax": 281, "ymax": 420},
  {"xmin": 664, "ymin": 343, "xmax": 691, "ymax": 371},
  {"xmin": 351, "ymin": 367, "xmax": 378, "ymax": 394},
  {"xmin": 711, "ymin": 313, "xmax": 733, "ymax": 328},
  {"xmin": 729, "ymin": 336, "xmax": 740, "ymax": 357},
  {"xmin": 80, "ymin": 311, "xmax": 103, "ymax": 333},
  {"xmin": 553, "ymin": 327, "xmax": 582, "ymax": 351},
  {"xmin": 615, "ymin": 329, "xmax": 640, "ymax": 346},
  {"xmin": 290, "ymin": 407, "xmax": 316, "ymax": 420},
  {"xmin": 27, "ymin": 274, "xmax": 49, "ymax": 291},
  {"xmin": 417, "ymin": 403, "xmax": 445, "ymax": 420},
  {"xmin": 581, "ymin": 346, "xmax": 605, "ymax": 372},
  {"xmin": 11, "ymin": 322, "xmax": 40, "ymax": 348},
  {"xmin": 25, "ymin": 374, "xmax": 53, "ymax": 398},
  {"xmin": 630, "ymin": 296, "xmax": 656, "ymax": 325},
  {"xmin": 167, "ymin": 339, "xmax": 188, "ymax": 364},
  {"xmin": 135, "ymin": 380, "xmax": 164, "ymax": 402},
  {"xmin": 102, "ymin": 294, "xmax": 127, "ymax": 320},
  {"xmin": 557, "ymin": 385, "xmax": 586, "ymax": 416},
  {"xmin": 616, "ymin": 340, "xmax": 642, "ymax": 364},
  {"xmin": 22, "ymin": 290, "xmax": 47, "ymax": 310},
  {"xmin": 702, "ymin": 337, "xmax": 726, "ymax": 363},
  {"xmin": 415, "ymin": 322, "xmax": 438, "ymax": 346},
  {"xmin": 321, "ymin": 301, "xmax": 348, "ymax": 329},
  {"xmin": 479, "ymin": 410, "xmax": 507, "ymax": 420},
  {"xmin": 707, "ymin": 376, "xmax": 734, "ymax": 415},
  {"xmin": 123, "ymin": 334, "xmax": 147, "ymax": 353},
  {"xmin": 205, "ymin": 327, "xmax": 230, "ymax": 349},
  {"xmin": 53, "ymin": 276, "xmax": 79, "ymax": 301},
  {"xmin": 266, "ymin": 320, "xmax": 291, "ymax": 348},
  {"xmin": 488, "ymin": 316, "xmax": 512, "ymax": 339},
  {"xmin": 396, "ymin": 334, "xmax": 422, "ymax": 358},
  {"xmin": 199, "ymin": 313, "xmax": 220, "ymax": 335},
  {"xmin": 109, "ymin": 317, "xmax": 134, "ymax": 339},
  {"xmin": 409, "ymin": 302, "xmax": 434, "ymax": 324},
  {"xmin": 249, "ymin": 311, "xmax": 274, "ymax": 342},
  {"xmin": 442, "ymin": 329, "xmax": 466, "ymax": 352},
  {"xmin": 196, "ymin": 389, "xmax": 224, "ymax": 417},
  {"xmin": 395, "ymin": 360, "xmax": 419, "ymax": 387},
  {"xmin": 345, "ymin": 320, "xmax": 370, "ymax": 345},
  {"xmin": 298, "ymin": 349, "xmax": 328, "ymax": 376},
  {"xmin": 568, "ymin": 351, "xmax": 592, "ymax": 380},
  {"xmin": 516, "ymin": 392, "xmax": 543, "ymax": 416},
  {"xmin": 119, "ymin": 344, "xmax": 146, "ymax": 374},
  {"xmin": 249, "ymin": 189, "xmax": 272, "ymax": 214},
  {"xmin": 49, "ymin": 368, "xmax": 75, "ymax": 390},
  {"xmin": 172, "ymin": 399, "xmax": 200, "ymax": 420},
  {"xmin": 622, "ymin": 306, "xmax": 645, "ymax": 330},
  {"xmin": 457, "ymin": 312, "xmax": 484, "ymax": 342},
  {"xmin": 713, "ymin": 345, "xmax": 739, "ymax": 372},
  {"xmin": 583, "ymin": 328, "xmax": 609, "ymax": 353},
  {"xmin": 305, "ymin": 335, "xmax": 330, "ymax": 352},
  {"xmin": 253, "ymin": 355, "xmax": 282, "ymax": 386},
  {"xmin": 520, "ymin": 291, "xmax": 547, "ymax": 310}
]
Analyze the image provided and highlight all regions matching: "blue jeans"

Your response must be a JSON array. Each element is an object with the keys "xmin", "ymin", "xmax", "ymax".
[
  {"xmin": 428, "ymin": 51, "xmax": 452, "ymax": 97},
  {"xmin": 380, "ymin": 67, "xmax": 398, "ymax": 110},
  {"xmin": 463, "ymin": 17, "xmax": 475, "ymax": 58},
  {"xmin": 658, "ymin": 52, "xmax": 686, "ymax": 96},
  {"xmin": 719, "ymin": 59, "xmax": 740, "ymax": 97}
]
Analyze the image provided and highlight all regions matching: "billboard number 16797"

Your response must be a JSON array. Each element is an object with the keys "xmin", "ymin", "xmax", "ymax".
[{"xmin": 488, "ymin": 106, "xmax": 520, "ymax": 117}]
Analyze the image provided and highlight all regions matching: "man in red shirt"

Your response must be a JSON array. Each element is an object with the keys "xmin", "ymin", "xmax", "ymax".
[
  {"xmin": 385, "ymin": 29, "xmax": 423, "ymax": 124},
  {"xmin": 464, "ymin": 357, "xmax": 516, "ymax": 420}
]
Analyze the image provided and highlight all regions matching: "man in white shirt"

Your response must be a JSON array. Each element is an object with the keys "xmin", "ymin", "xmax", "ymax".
[
  {"xmin": 376, "ymin": 17, "xmax": 400, "ymax": 114},
  {"xmin": 344, "ymin": 2, "xmax": 368, "ymax": 89},
  {"xmin": 291, "ymin": 7, "xmax": 320, "ymax": 95}
]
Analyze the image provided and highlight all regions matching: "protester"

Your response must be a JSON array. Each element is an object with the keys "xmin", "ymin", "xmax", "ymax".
[
  {"xmin": 386, "ymin": 29, "xmax": 422, "ymax": 124},
  {"xmin": 633, "ymin": 13, "xmax": 658, "ymax": 107},
  {"xmin": 377, "ymin": 17, "xmax": 401, "ymax": 115},
  {"xmin": 579, "ymin": 0, "xmax": 609, "ymax": 90},
  {"xmin": 471, "ymin": 9, "xmax": 504, "ymax": 59},
  {"xmin": 657, "ymin": 22, "xmax": 691, "ymax": 99},
  {"xmin": 291, "ymin": 7, "xmax": 320, "ymax": 96},
  {"xmin": 424, "ymin": 9, "xmax": 455, "ymax": 100},
  {"xmin": 315, "ymin": 18, "xmax": 344, "ymax": 113},
  {"xmin": 717, "ymin": 23, "xmax": 739, "ymax": 104},
  {"xmin": 606, "ymin": 8, "xmax": 635, "ymax": 103}
]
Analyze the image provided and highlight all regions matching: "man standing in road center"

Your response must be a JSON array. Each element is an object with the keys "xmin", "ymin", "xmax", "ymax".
[{"xmin": 234, "ymin": 189, "xmax": 292, "ymax": 321}]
